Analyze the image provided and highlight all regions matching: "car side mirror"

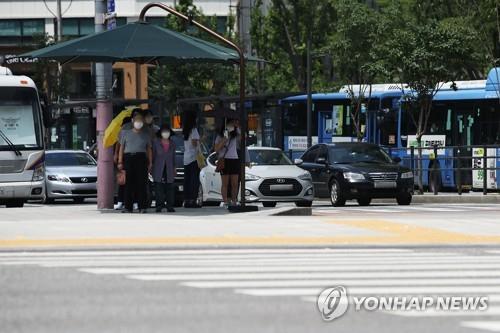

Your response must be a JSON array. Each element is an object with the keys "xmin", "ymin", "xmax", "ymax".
[
  {"xmin": 294, "ymin": 158, "xmax": 303, "ymax": 165},
  {"xmin": 392, "ymin": 156, "xmax": 402, "ymax": 164},
  {"xmin": 315, "ymin": 157, "xmax": 327, "ymax": 164}
]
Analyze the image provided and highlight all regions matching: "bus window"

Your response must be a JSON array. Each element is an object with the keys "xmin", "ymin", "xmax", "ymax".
[
  {"xmin": 282, "ymin": 102, "xmax": 317, "ymax": 137},
  {"xmin": 476, "ymin": 102, "xmax": 500, "ymax": 144}
]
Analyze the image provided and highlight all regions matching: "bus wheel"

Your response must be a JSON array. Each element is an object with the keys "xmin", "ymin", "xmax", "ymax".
[
  {"xmin": 429, "ymin": 163, "xmax": 442, "ymax": 193},
  {"xmin": 6, "ymin": 199, "xmax": 24, "ymax": 208}
]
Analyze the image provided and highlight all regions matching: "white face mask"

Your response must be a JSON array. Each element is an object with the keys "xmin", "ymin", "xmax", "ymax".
[
  {"xmin": 226, "ymin": 125, "xmax": 235, "ymax": 132},
  {"xmin": 133, "ymin": 121, "xmax": 144, "ymax": 130},
  {"xmin": 161, "ymin": 131, "xmax": 170, "ymax": 139}
]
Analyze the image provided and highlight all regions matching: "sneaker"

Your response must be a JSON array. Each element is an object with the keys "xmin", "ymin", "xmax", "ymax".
[
  {"xmin": 114, "ymin": 202, "xmax": 123, "ymax": 210},
  {"xmin": 220, "ymin": 202, "xmax": 229, "ymax": 209},
  {"xmin": 133, "ymin": 203, "xmax": 139, "ymax": 211}
]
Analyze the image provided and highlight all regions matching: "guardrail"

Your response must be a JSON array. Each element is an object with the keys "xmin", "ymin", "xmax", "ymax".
[
  {"xmin": 387, "ymin": 145, "xmax": 500, "ymax": 195},
  {"xmin": 286, "ymin": 145, "xmax": 500, "ymax": 196}
]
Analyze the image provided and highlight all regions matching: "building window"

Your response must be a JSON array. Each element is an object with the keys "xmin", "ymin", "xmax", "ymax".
[
  {"xmin": 62, "ymin": 18, "xmax": 94, "ymax": 36},
  {"xmin": 0, "ymin": 19, "xmax": 45, "ymax": 45}
]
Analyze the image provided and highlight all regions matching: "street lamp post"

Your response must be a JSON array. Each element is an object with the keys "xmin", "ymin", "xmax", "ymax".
[{"xmin": 139, "ymin": 2, "xmax": 256, "ymax": 212}]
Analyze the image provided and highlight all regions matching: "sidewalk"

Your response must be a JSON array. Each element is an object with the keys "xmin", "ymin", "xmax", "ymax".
[{"xmin": 315, "ymin": 192, "xmax": 500, "ymax": 204}]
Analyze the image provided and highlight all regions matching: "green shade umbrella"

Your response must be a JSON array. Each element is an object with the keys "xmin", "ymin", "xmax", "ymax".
[{"xmin": 21, "ymin": 21, "xmax": 260, "ymax": 64}]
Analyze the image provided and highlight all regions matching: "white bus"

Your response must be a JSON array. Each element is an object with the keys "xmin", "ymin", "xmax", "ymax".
[{"xmin": 0, "ymin": 66, "xmax": 46, "ymax": 207}]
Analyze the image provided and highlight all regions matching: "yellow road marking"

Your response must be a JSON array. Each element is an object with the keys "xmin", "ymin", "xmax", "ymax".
[{"xmin": 324, "ymin": 219, "xmax": 500, "ymax": 244}]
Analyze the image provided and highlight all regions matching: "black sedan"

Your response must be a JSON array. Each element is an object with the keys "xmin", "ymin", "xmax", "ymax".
[{"xmin": 296, "ymin": 143, "xmax": 414, "ymax": 206}]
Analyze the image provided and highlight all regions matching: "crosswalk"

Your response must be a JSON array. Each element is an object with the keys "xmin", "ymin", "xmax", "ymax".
[
  {"xmin": 314, "ymin": 203, "xmax": 500, "ymax": 215},
  {"xmin": 1, "ymin": 248, "xmax": 500, "ymax": 331}
]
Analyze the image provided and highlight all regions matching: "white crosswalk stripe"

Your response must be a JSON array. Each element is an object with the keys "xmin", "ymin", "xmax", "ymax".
[{"xmin": 1, "ymin": 248, "xmax": 500, "ymax": 330}]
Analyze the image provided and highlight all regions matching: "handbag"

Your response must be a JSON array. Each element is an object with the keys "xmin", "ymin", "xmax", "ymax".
[
  {"xmin": 196, "ymin": 147, "xmax": 207, "ymax": 169},
  {"xmin": 215, "ymin": 138, "xmax": 231, "ymax": 173},
  {"xmin": 116, "ymin": 169, "xmax": 126, "ymax": 186}
]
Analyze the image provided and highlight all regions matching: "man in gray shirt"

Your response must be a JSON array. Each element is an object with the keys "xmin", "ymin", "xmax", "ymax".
[{"xmin": 118, "ymin": 112, "xmax": 152, "ymax": 213}]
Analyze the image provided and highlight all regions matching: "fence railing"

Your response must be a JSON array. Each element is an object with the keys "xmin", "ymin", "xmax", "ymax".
[
  {"xmin": 286, "ymin": 145, "xmax": 500, "ymax": 195},
  {"xmin": 387, "ymin": 145, "xmax": 500, "ymax": 195}
]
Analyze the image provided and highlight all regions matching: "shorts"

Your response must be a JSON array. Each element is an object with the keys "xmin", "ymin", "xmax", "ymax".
[{"xmin": 221, "ymin": 158, "xmax": 240, "ymax": 176}]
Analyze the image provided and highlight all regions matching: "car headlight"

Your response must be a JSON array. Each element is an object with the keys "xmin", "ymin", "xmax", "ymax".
[
  {"xmin": 298, "ymin": 171, "xmax": 312, "ymax": 181},
  {"xmin": 245, "ymin": 173, "xmax": 261, "ymax": 181},
  {"xmin": 344, "ymin": 172, "xmax": 365, "ymax": 182},
  {"xmin": 32, "ymin": 164, "xmax": 44, "ymax": 182},
  {"xmin": 401, "ymin": 171, "xmax": 413, "ymax": 179},
  {"xmin": 47, "ymin": 174, "xmax": 71, "ymax": 182}
]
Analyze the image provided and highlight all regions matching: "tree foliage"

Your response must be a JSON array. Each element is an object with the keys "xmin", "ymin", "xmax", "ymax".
[{"xmin": 147, "ymin": 0, "xmax": 238, "ymax": 113}]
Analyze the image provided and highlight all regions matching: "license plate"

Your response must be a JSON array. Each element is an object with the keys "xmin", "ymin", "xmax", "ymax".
[
  {"xmin": 374, "ymin": 181, "xmax": 396, "ymax": 189},
  {"xmin": 178, "ymin": 185, "xmax": 183, "ymax": 191},
  {"xmin": 269, "ymin": 184, "xmax": 293, "ymax": 191}
]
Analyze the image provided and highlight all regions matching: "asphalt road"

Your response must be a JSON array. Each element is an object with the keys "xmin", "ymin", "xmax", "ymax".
[{"xmin": 1, "ymin": 247, "xmax": 500, "ymax": 333}]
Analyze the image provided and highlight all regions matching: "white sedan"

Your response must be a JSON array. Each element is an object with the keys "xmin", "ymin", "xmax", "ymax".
[{"xmin": 199, "ymin": 147, "xmax": 314, "ymax": 207}]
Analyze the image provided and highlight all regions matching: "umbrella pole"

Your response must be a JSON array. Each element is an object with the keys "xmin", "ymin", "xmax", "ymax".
[{"xmin": 139, "ymin": 3, "xmax": 257, "ymax": 212}]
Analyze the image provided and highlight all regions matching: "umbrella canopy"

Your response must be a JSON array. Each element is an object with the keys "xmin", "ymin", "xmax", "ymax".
[
  {"xmin": 103, "ymin": 107, "xmax": 135, "ymax": 148},
  {"xmin": 21, "ymin": 21, "xmax": 260, "ymax": 64}
]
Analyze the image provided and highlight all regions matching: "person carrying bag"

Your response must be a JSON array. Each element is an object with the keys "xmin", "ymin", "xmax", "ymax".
[{"xmin": 214, "ymin": 120, "xmax": 240, "ymax": 208}]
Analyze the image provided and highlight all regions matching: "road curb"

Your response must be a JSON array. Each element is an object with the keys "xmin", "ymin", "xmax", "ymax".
[
  {"xmin": 410, "ymin": 195, "xmax": 500, "ymax": 204},
  {"xmin": 270, "ymin": 207, "xmax": 312, "ymax": 216}
]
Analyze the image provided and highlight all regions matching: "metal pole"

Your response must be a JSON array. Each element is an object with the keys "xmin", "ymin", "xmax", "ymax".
[
  {"xmin": 483, "ymin": 146, "xmax": 488, "ymax": 195},
  {"xmin": 95, "ymin": 0, "xmax": 114, "ymax": 209},
  {"xmin": 56, "ymin": 0, "xmax": 62, "ymax": 42},
  {"xmin": 138, "ymin": 2, "xmax": 249, "ymax": 208},
  {"xmin": 306, "ymin": 33, "xmax": 312, "ymax": 148},
  {"xmin": 432, "ymin": 145, "xmax": 438, "ymax": 195}
]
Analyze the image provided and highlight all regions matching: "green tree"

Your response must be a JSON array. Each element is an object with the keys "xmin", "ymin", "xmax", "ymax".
[
  {"xmin": 327, "ymin": 0, "xmax": 385, "ymax": 141},
  {"xmin": 148, "ymin": 0, "xmax": 238, "ymax": 115},
  {"xmin": 382, "ymin": 18, "xmax": 482, "ymax": 192},
  {"xmin": 250, "ymin": 0, "xmax": 337, "ymax": 93}
]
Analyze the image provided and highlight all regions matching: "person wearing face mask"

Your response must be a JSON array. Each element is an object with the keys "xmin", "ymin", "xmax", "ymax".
[
  {"xmin": 214, "ymin": 119, "xmax": 240, "ymax": 208},
  {"xmin": 118, "ymin": 112, "xmax": 153, "ymax": 213},
  {"xmin": 152, "ymin": 124, "xmax": 176, "ymax": 213},
  {"xmin": 182, "ymin": 110, "xmax": 201, "ymax": 208}
]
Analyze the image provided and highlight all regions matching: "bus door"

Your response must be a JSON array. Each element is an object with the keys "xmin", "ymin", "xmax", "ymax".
[
  {"xmin": 454, "ymin": 107, "xmax": 475, "ymax": 187},
  {"xmin": 318, "ymin": 110, "xmax": 332, "ymax": 144}
]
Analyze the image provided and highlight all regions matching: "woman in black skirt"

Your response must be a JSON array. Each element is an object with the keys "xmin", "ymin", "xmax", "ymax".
[{"xmin": 214, "ymin": 120, "xmax": 240, "ymax": 208}]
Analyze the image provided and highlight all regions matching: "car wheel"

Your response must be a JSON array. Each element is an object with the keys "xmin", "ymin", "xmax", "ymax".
[
  {"xmin": 329, "ymin": 179, "xmax": 346, "ymax": 207},
  {"xmin": 73, "ymin": 197, "xmax": 85, "ymax": 204},
  {"xmin": 6, "ymin": 199, "xmax": 24, "ymax": 208},
  {"xmin": 295, "ymin": 201, "xmax": 312, "ymax": 207},
  {"xmin": 396, "ymin": 193, "xmax": 412, "ymax": 205},
  {"xmin": 262, "ymin": 202, "xmax": 277, "ymax": 208},
  {"xmin": 357, "ymin": 197, "xmax": 372, "ymax": 206}
]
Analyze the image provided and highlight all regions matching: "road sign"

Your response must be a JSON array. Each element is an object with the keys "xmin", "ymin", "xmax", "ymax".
[{"xmin": 107, "ymin": 0, "xmax": 115, "ymax": 13}]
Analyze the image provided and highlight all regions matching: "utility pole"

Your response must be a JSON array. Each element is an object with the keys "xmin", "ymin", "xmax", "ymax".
[
  {"xmin": 56, "ymin": 0, "xmax": 62, "ymax": 41},
  {"xmin": 239, "ymin": 0, "xmax": 252, "ymax": 55},
  {"xmin": 95, "ymin": 0, "xmax": 114, "ymax": 209},
  {"xmin": 306, "ymin": 33, "xmax": 312, "ymax": 148}
]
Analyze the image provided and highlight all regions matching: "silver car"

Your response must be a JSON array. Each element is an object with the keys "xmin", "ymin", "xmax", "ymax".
[
  {"xmin": 44, "ymin": 150, "xmax": 97, "ymax": 203},
  {"xmin": 199, "ymin": 147, "xmax": 314, "ymax": 207}
]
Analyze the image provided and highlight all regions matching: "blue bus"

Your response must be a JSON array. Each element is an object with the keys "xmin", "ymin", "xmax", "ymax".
[
  {"xmin": 280, "ymin": 85, "xmax": 406, "ymax": 159},
  {"xmin": 280, "ymin": 69, "xmax": 500, "ymax": 191}
]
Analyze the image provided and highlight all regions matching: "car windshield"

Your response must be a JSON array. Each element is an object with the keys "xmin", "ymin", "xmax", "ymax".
[
  {"xmin": 329, "ymin": 145, "xmax": 393, "ymax": 164},
  {"xmin": 46, "ymin": 152, "xmax": 96, "ymax": 167},
  {"xmin": 249, "ymin": 150, "xmax": 292, "ymax": 166}
]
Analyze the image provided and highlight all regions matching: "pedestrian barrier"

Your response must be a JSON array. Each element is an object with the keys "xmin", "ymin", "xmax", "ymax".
[
  {"xmin": 285, "ymin": 145, "xmax": 500, "ymax": 196},
  {"xmin": 386, "ymin": 145, "xmax": 500, "ymax": 195}
]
